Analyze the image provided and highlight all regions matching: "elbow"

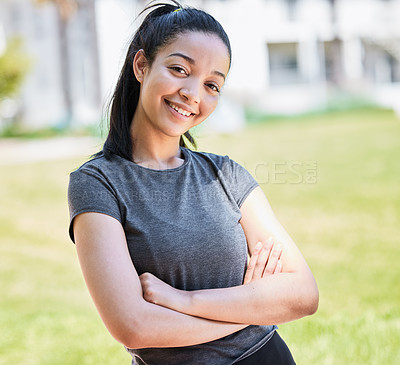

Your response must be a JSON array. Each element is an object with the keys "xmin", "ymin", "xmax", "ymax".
[
  {"xmin": 286, "ymin": 274, "xmax": 318, "ymax": 320},
  {"xmin": 298, "ymin": 278, "xmax": 319, "ymax": 317},
  {"xmin": 113, "ymin": 319, "xmax": 149, "ymax": 350},
  {"xmin": 304, "ymin": 284, "xmax": 319, "ymax": 316},
  {"xmin": 114, "ymin": 325, "xmax": 142, "ymax": 350},
  {"xmin": 105, "ymin": 317, "xmax": 139, "ymax": 349},
  {"xmin": 106, "ymin": 304, "xmax": 152, "ymax": 349},
  {"xmin": 116, "ymin": 307, "xmax": 164, "ymax": 350}
]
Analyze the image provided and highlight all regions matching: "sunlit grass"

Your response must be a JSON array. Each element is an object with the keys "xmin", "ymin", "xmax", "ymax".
[
  {"xmin": 1, "ymin": 108, "xmax": 399, "ymax": 364},
  {"xmin": 198, "ymin": 108, "xmax": 400, "ymax": 364},
  {"xmin": 0, "ymin": 158, "xmax": 131, "ymax": 364}
]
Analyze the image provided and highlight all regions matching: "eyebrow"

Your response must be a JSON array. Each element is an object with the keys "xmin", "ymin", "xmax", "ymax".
[{"xmin": 167, "ymin": 52, "xmax": 226, "ymax": 80}]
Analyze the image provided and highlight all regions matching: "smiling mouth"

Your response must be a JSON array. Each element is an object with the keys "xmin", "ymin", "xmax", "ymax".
[{"xmin": 166, "ymin": 100, "xmax": 194, "ymax": 117}]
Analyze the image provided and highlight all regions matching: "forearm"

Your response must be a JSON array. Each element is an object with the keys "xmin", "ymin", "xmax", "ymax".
[
  {"xmin": 73, "ymin": 213, "xmax": 247, "ymax": 351},
  {"xmin": 171, "ymin": 272, "xmax": 319, "ymax": 326},
  {"xmin": 122, "ymin": 298, "xmax": 247, "ymax": 349}
]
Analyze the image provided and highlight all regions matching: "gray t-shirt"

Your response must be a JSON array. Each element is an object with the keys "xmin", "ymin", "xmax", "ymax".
[{"xmin": 68, "ymin": 148, "xmax": 276, "ymax": 365}]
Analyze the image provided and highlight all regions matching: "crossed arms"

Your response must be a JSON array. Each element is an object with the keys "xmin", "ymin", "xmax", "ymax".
[{"xmin": 73, "ymin": 186, "xmax": 319, "ymax": 349}]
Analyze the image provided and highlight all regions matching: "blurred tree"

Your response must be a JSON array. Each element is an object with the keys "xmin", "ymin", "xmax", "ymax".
[
  {"xmin": 34, "ymin": 0, "xmax": 101, "ymax": 127},
  {"xmin": 34, "ymin": 0, "xmax": 78, "ymax": 127},
  {"xmin": 327, "ymin": 0, "xmax": 344, "ymax": 87},
  {"xmin": 0, "ymin": 37, "xmax": 30, "ymax": 100},
  {"xmin": 328, "ymin": 0, "xmax": 337, "ymax": 24}
]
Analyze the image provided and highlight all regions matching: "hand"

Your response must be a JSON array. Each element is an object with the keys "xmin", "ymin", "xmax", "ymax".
[
  {"xmin": 140, "ymin": 272, "xmax": 186, "ymax": 311},
  {"xmin": 243, "ymin": 237, "xmax": 282, "ymax": 284}
]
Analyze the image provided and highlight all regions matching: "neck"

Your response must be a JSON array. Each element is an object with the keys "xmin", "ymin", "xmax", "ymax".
[{"xmin": 130, "ymin": 121, "xmax": 184, "ymax": 171}]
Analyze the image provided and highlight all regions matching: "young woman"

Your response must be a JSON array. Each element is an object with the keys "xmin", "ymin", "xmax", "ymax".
[{"xmin": 68, "ymin": 1, "xmax": 319, "ymax": 364}]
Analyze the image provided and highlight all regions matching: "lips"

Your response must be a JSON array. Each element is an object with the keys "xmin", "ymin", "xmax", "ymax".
[{"xmin": 166, "ymin": 100, "xmax": 194, "ymax": 117}]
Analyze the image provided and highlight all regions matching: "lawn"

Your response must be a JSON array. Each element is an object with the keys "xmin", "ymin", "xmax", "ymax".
[{"xmin": 1, "ymin": 108, "xmax": 399, "ymax": 364}]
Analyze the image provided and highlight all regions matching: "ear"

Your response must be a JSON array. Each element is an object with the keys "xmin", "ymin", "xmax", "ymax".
[{"xmin": 133, "ymin": 49, "xmax": 148, "ymax": 83}]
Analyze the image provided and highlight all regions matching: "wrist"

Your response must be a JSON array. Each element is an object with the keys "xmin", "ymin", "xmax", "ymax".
[{"xmin": 175, "ymin": 288, "xmax": 194, "ymax": 314}]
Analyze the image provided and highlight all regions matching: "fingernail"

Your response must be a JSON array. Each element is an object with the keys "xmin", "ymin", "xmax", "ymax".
[
  {"xmin": 256, "ymin": 241, "xmax": 262, "ymax": 250},
  {"xmin": 267, "ymin": 237, "xmax": 274, "ymax": 245}
]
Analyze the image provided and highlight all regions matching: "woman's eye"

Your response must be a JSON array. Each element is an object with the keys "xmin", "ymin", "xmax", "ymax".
[
  {"xmin": 207, "ymin": 84, "xmax": 220, "ymax": 93},
  {"xmin": 170, "ymin": 66, "xmax": 187, "ymax": 75}
]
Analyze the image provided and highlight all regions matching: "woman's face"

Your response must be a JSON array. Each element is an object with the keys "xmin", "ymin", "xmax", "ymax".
[{"xmin": 133, "ymin": 31, "xmax": 230, "ymax": 140}]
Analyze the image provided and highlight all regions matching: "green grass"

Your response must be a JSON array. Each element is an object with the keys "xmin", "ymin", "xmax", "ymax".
[
  {"xmin": 0, "ymin": 158, "xmax": 131, "ymax": 364},
  {"xmin": 1, "ymin": 108, "xmax": 399, "ymax": 364}
]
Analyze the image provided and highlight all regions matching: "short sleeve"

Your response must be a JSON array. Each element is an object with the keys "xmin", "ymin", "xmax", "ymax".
[
  {"xmin": 67, "ymin": 168, "xmax": 122, "ymax": 243},
  {"xmin": 226, "ymin": 158, "xmax": 259, "ymax": 208}
]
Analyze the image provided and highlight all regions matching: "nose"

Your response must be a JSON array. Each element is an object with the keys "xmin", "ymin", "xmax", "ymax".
[{"xmin": 179, "ymin": 80, "xmax": 200, "ymax": 104}]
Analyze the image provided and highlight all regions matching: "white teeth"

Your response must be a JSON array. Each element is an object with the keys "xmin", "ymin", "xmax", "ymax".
[{"xmin": 169, "ymin": 102, "xmax": 192, "ymax": 117}]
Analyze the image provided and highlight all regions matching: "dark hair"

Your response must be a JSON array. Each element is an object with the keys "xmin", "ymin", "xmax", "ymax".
[{"xmin": 101, "ymin": 0, "xmax": 232, "ymax": 161}]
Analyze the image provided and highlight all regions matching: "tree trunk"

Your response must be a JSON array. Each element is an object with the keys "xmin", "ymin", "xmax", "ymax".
[
  {"xmin": 56, "ymin": 5, "xmax": 73, "ymax": 126},
  {"xmin": 86, "ymin": 0, "xmax": 101, "ymax": 107}
]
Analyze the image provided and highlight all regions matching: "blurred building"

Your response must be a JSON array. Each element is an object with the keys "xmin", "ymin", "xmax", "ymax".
[
  {"xmin": 0, "ymin": 0, "xmax": 399, "ymax": 130},
  {"xmin": 209, "ymin": 0, "xmax": 400, "ymax": 115}
]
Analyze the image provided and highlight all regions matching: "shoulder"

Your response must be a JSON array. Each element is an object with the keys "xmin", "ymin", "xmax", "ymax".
[
  {"xmin": 70, "ymin": 152, "xmax": 126, "ymax": 178},
  {"xmin": 185, "ymin": 149, "xmax": 250, "ymax": 177},
  {"xmin": 72, "ymin": 151, "xmax": 112, "ymax": 171},
  {"xmin": 68, "ymin": 152, "xmax": 132, "ymax": 195},
  {"xmin": 185, "ymin": 149, "xmax": 258, "ymax": 206},
  {"xmin": 185, "ymin": 148, "xmax": 231, "ymax": 169}
]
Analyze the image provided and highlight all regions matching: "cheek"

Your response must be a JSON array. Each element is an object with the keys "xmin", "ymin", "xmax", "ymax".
[
  {"xmin": 145, "ymin": 78, "xmax": 166, "ymax": 97},
  {"xmin": 142, "ymin": 71, "xmax": 173, "ymax": 100},
  {"xmin": 202, "ymin": 95, "xmax": 219, "ymax": 116}
]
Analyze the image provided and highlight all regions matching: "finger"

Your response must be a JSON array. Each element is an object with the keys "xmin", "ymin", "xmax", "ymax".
[
  {"xmin": 252, "ymin": 237, "xmax": 273, "ymax": 281},
  {"xmin": 274, "ymin": 259, "xmax": 283, "ymax": 274},
  {"xmin": 243, "ymin": 242, "xmax": 262, "ymax": 284},
  {"xmin": 263, "ymin": 242, "xmax": 282, "ymax": 276},
  {"xmin": 243, "ymin": 241, "xmax": 262, "ymax": 284}
]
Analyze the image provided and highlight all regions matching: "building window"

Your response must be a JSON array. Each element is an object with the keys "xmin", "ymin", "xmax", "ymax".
[
  {"xmin": 387, "ymin": 53, "xmax": 400, "ymax": 83},
  {"xmin": 268, "ymin": 42, "xmax": 302, "ymax": 85},
  {"xmin": 363, "ymin": 42, "xmax": 400, "ymax": 84}
]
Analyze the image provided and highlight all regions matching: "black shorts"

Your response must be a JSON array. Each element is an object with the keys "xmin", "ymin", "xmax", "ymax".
[{"xmin": 235, "ymin": 331, "xmax": 296, "ymax": 365}]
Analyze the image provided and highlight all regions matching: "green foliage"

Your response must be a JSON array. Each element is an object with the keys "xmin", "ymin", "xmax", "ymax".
[
  {"xmin": 0, "ymin": 125, "xmax": 63, "ymax": 139},
  {"xmin": 0, "ymin": 122, "xmax": 103, "ymax": 139},
  {"xmin": 0, "ymin": 37, "xmax": 31, "ymax": 100},
  {"xmin": 1, "ymin": 108, "xmax": 399, "ymax": 364}
]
